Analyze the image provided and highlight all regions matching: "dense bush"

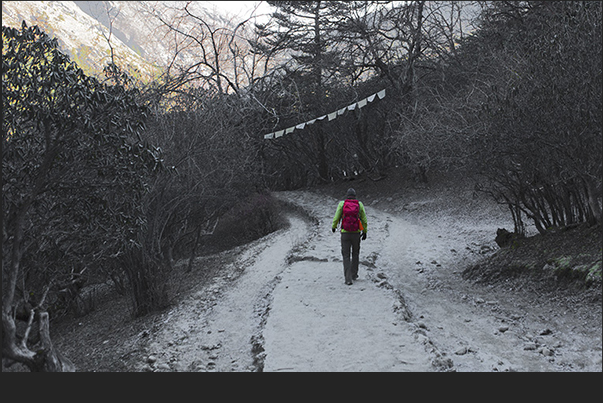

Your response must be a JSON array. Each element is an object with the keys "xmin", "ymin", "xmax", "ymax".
[
  {"xmin": 204, "ymin": 192, "xmax": 288, "ymax": 254},
  {"xmin": 2, "ymin": 22, "xmax": 159, "ymax": 371},
  {"xmin": 463, "ymin": 2, "xmax": 602, "ymax": 233}
]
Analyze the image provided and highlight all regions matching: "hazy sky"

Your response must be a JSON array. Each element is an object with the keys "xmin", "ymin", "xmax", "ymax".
[{"xmin": 204, "ymin": 1, "xmax": 273, "ymax": 19}]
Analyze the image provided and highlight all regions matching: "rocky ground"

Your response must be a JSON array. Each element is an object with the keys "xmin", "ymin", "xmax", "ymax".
[{"xmin": 42, "ymin": 168, "xmax": 602, "ymax": 372}]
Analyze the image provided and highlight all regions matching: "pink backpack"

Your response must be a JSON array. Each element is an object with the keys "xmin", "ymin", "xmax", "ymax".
[{"xmin": 341, "ymin": 199, "xmax": 360, "ymax": 232}]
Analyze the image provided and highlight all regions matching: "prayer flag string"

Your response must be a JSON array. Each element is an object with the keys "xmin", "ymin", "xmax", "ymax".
[{"xmin": 263, "ymin": 89, "xmax": 386, "ymax": 140}]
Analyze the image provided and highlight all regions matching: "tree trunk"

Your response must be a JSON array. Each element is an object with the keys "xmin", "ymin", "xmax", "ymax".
[
  {"xmin": 2, "ymin": 311, "xmax": 37, "ymax": 370},
  {"xmin": 37, "ymin": 312, "xmax": 76, "ymax": 372},
  {"xmin": 585, "ymin": 176, "xmax": 602, "ymax": 226},
  {"xmin": 312, "ymin": 2, "xmax": 322, "ymax": 89},
  {"xmin": 187, "ymin": 225, "xmax": 203, "ymax": 272},
  {"xmin": 2, "ymin": 310, "xmax": 76, "ymax": 372}
]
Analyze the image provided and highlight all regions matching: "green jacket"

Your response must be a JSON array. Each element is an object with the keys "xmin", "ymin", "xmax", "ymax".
[{"xmin": 332, "ymin": 198, "xmax": 368, "ymax": 233}]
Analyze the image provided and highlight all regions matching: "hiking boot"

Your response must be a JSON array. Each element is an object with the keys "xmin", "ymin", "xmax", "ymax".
[
  {"xmin": 352, "ymin": 274, "xmax": 358, "ymax": 280},
  {"xmin": 345, "ymin": 281, "xmax": 353, "ymax": 285}
]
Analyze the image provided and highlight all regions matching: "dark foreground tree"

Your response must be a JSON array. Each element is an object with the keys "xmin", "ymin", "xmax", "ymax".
[
  {"xmin": 466, "ymin": 1, "xmax": 602, "ymax": 233},
  {"xmin": 2, "ymin": 22, "xmax": 159, "ymax": 371}
]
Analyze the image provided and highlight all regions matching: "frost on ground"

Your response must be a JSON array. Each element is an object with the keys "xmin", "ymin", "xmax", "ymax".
[{"xmin": 47, "ymin": 178, "xmax": 602, "ymax": 372}]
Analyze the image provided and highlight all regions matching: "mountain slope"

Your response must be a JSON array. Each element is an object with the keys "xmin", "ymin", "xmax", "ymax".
[
  {"xmin": 2, "ymin": 1, "xmax": 240, "ymax": 82},
  {"xmin": 2, "ymin": 1, "xmax": 160, "ymax": 80}
]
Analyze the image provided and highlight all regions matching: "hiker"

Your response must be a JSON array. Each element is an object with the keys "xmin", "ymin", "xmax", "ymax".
[{"xmin": 332, "ymin": 188, "xmax": 368, "ymax": 285}]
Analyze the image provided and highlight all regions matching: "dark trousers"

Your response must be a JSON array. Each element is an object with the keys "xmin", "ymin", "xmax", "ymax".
[{"xmin": 341, "ymin": 232, "xmax": 361, "ymax": 283}]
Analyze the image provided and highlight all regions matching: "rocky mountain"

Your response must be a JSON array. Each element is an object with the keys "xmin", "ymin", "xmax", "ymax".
[{"xmin": 2, "ymin": 1, "xmax": 254, "ymax": 82}]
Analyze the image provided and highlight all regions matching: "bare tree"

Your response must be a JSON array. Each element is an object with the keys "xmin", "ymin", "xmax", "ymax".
[{"xmin": 139, "ymin": 1, "xmax": 275, "ymax": 96}]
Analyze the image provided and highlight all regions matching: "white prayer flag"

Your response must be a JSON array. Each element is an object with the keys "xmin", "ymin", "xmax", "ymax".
[
  {"xmin": 317, "ymin": 115, "xmax": 327, "ymax": 120},
  {"xmin": 307, "ymin": 119, "xmax": 317, "ymax": 125},
  {"xmin": 377, "ymin": 89, "xmax": 386, "ymax": 99},
  {"xmin": 338, "ymin": 107, "xmax": 347, "ymax": 116},
  {"xmin": 357, "ymin": 99, "xmax": 367, "ymax": 108},
  {"xmin": 348, "ymin": 103, "xmax": 357, "ymax": 111},
  {"xmin": 328, "ymin": 112, "xmax": 337, "ymax": 121},
  {"xmin": 264, "ymin": 133, "xmax": 274, "ymax": 139},
  {"xmin": 285, "ymin": 127, "xmax": 294, "ymax": 134},
  {"xmin": 275, "ymin": 130, "xmax": 284, "ymax": 138},
  {"xmin": 367, "ymin": 94, "xmax": 376, "ymax": 102},
  {"xmin": 296, "ymin": 122, "xmax": 306, "ymax": 130}
]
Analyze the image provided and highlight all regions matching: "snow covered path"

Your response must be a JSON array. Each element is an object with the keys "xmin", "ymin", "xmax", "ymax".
[
  {"xmin": 262, "ymin": 261, "xmax": 433, "ymax": 371},
  {"xmin": 261, "ymin": 191, "xmax": 439, "ymax": 371},
  {"xmin": 142, "ymin": 190, "xmax": 602, "ymax": 372}
]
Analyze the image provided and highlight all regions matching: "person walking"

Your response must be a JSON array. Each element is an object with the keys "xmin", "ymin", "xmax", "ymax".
[{"xmin": 332, "ymin": 188, "xmax": 368, "ymax": 285}]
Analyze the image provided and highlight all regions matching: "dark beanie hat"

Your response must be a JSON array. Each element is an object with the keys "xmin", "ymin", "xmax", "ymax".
[{"xmin": 346, "ymin": 188, "xmax": 356, "ymax": 198}]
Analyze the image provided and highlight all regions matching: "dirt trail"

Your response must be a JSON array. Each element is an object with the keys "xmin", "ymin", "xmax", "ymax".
[{"xmin": 141, "ymin": 190, "xmax": 602, "ymax": 372}]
